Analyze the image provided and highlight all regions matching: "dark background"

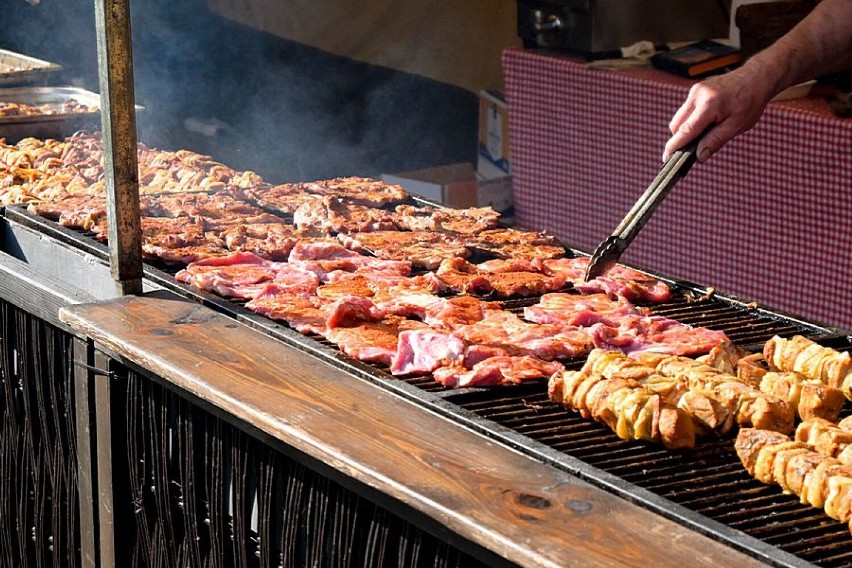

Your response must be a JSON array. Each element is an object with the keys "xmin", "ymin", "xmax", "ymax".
[{"xmin": 0, "ymin": 0, "xmax": 478, "ymax": 183}]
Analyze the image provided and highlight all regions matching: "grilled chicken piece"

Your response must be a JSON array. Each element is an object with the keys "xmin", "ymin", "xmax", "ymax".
[
  {"xmin": 698, "ymin": 341, "xmax": 750, "ymax": 378},
  {"xmin": 736, "ymin": 353, "xmax": 769, "ymax": 386},
  {"xmin": 764, "ymin": 335, "xmax": 852, "ymax": 398},
  {"xmin": 736, "ymin": 428, "xmax": 852, "ymax": 526},
  {"xmin": 796, "ymin": 418, "xmax": 852, "ymax": 459},
  {"xmin": 549, "ymin": 352, "xmax": 697, "ymax": 449},
  {"xmin": 734, "ymin": 428, "xmax": 791, "ymax": 476},
  {"xmin": 653, "ymin": 355, "xmax": 794, "ymax": 434}
]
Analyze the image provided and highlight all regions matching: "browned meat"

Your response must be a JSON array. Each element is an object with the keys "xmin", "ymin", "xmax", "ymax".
[
  {"xmin": 394, "ymin": 204, "xmax": 500, "ymax": 234},
  {"xmin": 217, "ymin": 222, "xmax": 299, "ymax": 260},
  {"xmin": 549, "ymin": 368, "xmax": 695, "ymax": 449},
  {"xmin": 325, "ymin": 315, "xmax": 427, "ymax": 366},
  {"xmin": 299, "ymin": 176, "xmax": 408, "ymax": 207},
  {"xmin": 465, "ymin": 227, "xmax": 566, "ymax": 260},
  {"xmin": 764, "ymin": 335, "xmax": 852, "ymax": 397},
  {"xmin": 735, "ymin": 428, "xmax": 793, "ymax": 476},
  {"xmin": 760, "ymin": 372, "xmax": 845, "ymax": 422},
  {"xmin": 234, "ymin": 184, "xmax": 322, "ymax": 215},
  {"xmin": 293, "ymin": 196, "xmax": 398, "ymax": 234},
  {"xmin": 339, "ymin": 230, "xmax": 469, "ymax": 271},
  {"xmin": 433, "ymin": 355, "xmax": 564, "ymax": 388},
  {"xmin": 28, "ymin": 194, "xmax": 106, "ymax": 230},
  {"xmin": 435, "ymin": 257, "xmax": 566, "ymax": 298}
]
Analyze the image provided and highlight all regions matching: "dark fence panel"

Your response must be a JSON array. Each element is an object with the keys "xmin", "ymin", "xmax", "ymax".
[
  {"xmin": 0, "ymin": 300, "xmax": 80, "ymax": 568},
  {"xmin": 115, "ymin": 366, "xmax": 487, "ymax": 568}
]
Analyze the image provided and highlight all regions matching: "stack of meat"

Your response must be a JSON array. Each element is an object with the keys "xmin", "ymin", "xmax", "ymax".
[
  {"xmin": 737, "ymin": 417, "xmax": 852, "ymax": 535},
  {"xmin": 548, "ymin": 347, "xmax": 795, "ymax": 449},
  {"xmin": 731, "ymin": 335, "xmax": 852, "ymax": 533},
  {"xmin": 0, "ymin": 132, "xmax": 732, "ymax": 389},
  {"xmin": 549, "ymin": 335, "xmax": 851, "ymax": 450},
  {"xmin": 0, "ymin": 99, "xmax": 97, "ymax": 118}
]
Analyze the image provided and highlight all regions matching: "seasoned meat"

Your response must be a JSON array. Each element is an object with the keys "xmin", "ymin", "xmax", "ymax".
[{"xmin": 394, "ymin": 204, "xmax": 500, "ymax": 234}]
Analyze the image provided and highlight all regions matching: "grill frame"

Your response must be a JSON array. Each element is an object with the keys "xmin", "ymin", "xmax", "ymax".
[{"xmin": 5, "ymin": 204, "xmax": 852, "ymax": 568}]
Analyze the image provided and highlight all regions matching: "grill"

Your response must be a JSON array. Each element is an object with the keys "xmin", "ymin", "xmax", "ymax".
[{"xmin": 4, "ymin": 204, "xmax": 852, "ymax": 568}]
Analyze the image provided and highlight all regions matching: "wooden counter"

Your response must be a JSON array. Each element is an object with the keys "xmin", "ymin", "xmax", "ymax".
[{"xmin": 59, "ymin": 291, "xmax": 769, "ymax": 567}]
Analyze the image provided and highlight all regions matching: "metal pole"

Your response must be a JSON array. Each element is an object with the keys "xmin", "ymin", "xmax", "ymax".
[{"xmin": 94, "ymin": 0, "xmax": 143, "ymax": 296}]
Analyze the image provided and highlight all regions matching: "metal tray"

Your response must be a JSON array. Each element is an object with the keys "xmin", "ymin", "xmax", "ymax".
[
  {"xmin": 0, "ymin": 49, "xmax": 62, "ymax": 87},
  {"xmin": 0, "ymin": 86, "xmax": 101, "ymax": 143}
]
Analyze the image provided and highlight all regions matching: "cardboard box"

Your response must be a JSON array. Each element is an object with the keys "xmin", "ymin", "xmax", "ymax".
[
  {"xmin": 382, "ymin": 162, "xmax": 513, "ymax": 214},
  {"xmin": 477, "ymin": 90, "xmax": 511, "ymax": 178}
]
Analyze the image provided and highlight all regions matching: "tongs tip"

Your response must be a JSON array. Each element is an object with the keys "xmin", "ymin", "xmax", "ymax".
[{"xmin": 583, "ymin": 236, "xmax": 623, "ymax": 282}]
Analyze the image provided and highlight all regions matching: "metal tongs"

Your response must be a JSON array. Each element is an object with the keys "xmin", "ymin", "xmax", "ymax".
[{"xmin": 583, "ymin": 133, "xmax": 705, "ymax": 282}]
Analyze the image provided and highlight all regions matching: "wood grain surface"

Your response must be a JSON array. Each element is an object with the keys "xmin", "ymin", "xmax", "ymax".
[{"xmin": 59, "ymin": 291, "xmax": 769, "ymax": 568}]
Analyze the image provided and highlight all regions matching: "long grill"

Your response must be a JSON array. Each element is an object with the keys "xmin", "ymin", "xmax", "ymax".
[{"xmin": 5, "ymin": 205, "xmax": 852, "ymax": 568}]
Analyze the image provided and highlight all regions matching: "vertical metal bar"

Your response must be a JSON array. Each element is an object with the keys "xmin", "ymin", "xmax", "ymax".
[
  {"xmin": 93, "ymin": 0, "xmax": 143, "ymax": 296},
  {"xmin": 93, "ymin": 350, "xmax": 116, "ymax": 568},
  {"xmin": 73, "ymin": 339, "xmax": 98, "ymax": 568}
]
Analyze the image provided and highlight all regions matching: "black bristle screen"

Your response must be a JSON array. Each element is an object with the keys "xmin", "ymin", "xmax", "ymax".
[
  {"xmin": 0, "ymin": 300, "xmax": 80, "ymax": 568},
  {"xmin": 118, "ymin": 367, "xmax": 487, "ymax": 568}
]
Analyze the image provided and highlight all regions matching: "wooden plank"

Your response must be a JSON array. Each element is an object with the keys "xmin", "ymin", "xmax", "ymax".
[{"xmin": 59, "ymin": 291, "xmax": 770, "ymax": 568}]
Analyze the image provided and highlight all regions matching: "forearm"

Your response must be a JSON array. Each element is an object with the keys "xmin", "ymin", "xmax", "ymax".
[{"xmin": 745, "ymin": 0, "xmax": 852, "ymax": 96}]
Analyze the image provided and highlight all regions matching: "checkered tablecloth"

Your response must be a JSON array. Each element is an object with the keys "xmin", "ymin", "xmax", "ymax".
[{"xmin": 503, "ymin": 46, "xmax": 852, "ymax": 331}]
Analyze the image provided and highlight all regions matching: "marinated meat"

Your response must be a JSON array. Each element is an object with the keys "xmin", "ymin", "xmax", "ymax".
[
  {"xmin": 435, "ymin": 257, "xmax": 565, "ymax": 298},
  {"xmin": 245, "ymin": 284, "xmax": 327, "ymax": 335},
  {"xmin": 316, "ymin": 275, "xmax": 376, "ymax": 300},
  {"xmin": 143, "ymin": 244, "xmax": 228, "ymax": 265},
  {"xmin": 339, "ymin": 230, "xmax": 469, "ymax": 271},
  {"xmin": 326, "ymin": 316, "xmax": 427, "ymax": 366},
  {"xmin": 293, "ymin": 196, "xmax": 398, "ymax": 234},
  {"xmin": 422, "ymin": 296, "xmax": 499, "ymax": 328},
  {"xmin": 217, "ymin": 222, "xmax": 299, "ymax": 260},
  {"xmin": 523, "ymin": 293, "xmax": 642, "ymax": 326},
  {"xmin": 466, "ymin": 228, "xmax": 566, "ymax": 260},
  {"xmin": 28, "ymin": 194, "xmax": 106, "ymax": 230},
  {"xmin": 233, "ymin": 184, "xmax": 322, "ymax": 215},
  {"xmin": 300, "ymin": 176, "xmax": 408, "ymax": 207},
  {"xmin": 764, "ymin": 335, "xmax": 852, "ymax": 398},
  {"xmin": 590, "ymin": 315, "xmax": 729, "ymax": 357},
  {"xmin": 142, "ymin": 190, "xmax": 279, "ymax": 223},
  {"xmin": 434, "ymin": 258, "xmax": 493, "ymax": 295},
  {"xmin": 394, "ymin": 204, "xmax": 500, "ymax": 234},
  {"xmin": 433, "ymin": 355, "xmax": 564, "ymax": 388},
  {"xmin": 540, "ymin": 257, "xmax": 672, "ymax": 303}
]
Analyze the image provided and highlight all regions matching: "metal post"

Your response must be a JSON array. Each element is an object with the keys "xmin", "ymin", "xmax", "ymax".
[{"xmin": 94, "ymin": 0, "xmax": 143, "ymax": 296}]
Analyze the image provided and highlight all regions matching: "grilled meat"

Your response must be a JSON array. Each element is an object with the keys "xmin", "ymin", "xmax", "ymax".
[
  {"xmin": 760, "ymin": 372, "xmax": 845, "ymax": 422},
  {"xmin": 394, "ymin": 204, "xmax": 500, "ymax": 234},
  {"xmin": 764, "ymin": 335, "xmax": 852, "ymax": 398}
]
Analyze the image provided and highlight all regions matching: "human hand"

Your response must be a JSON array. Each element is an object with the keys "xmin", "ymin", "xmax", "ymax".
[{"xmin": 663, "ymin": 64, "xmax": 777, "ymax": 163}]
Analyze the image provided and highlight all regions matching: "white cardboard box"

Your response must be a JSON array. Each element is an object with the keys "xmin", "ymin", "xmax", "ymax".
[
  {"xmin": 382, "ymin": 162, "xmax": 513, "ymax": 213},
  {"xmin": 477, "ymin": 89, "xmax": 511, "ymax": 178}
]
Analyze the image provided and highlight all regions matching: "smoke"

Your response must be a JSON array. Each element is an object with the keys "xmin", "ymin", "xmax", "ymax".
[{"xmin": 0, "ymin": 0, "xmax": 477, "ymax": 184}]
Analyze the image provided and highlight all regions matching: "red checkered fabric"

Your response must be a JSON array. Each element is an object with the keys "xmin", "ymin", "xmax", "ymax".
[{"xmin": 503, "ymin": 46, "xmax": 852, "ymax": 331}]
